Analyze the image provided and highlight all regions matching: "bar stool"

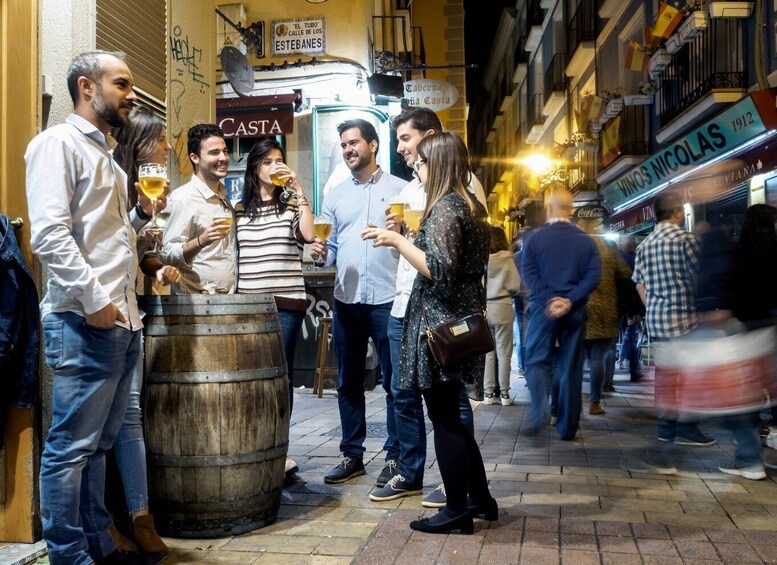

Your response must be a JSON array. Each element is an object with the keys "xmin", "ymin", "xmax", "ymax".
[{"xmin": 313, "ymin": 316, "xmax": 338, "ymax": 398}]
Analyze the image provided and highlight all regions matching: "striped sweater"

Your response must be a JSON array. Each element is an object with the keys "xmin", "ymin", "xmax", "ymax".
[{"xmin": 235, "ymin": 200, "xmax": 307, "ymax": 309}]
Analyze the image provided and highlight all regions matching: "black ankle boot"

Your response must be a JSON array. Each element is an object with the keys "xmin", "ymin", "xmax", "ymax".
[{"xmin": 409, "ymin": 509, "xmax": 474, "ymax": 535}]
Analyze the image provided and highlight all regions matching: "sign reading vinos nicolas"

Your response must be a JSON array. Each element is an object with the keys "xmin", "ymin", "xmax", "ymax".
[
  {"xmin": 403, "ymin": 79, "xmax": 459, "ymax": 112},
  {"xmin": 602, "ymin": 94, "xmax": 772, "ymax": 210}
]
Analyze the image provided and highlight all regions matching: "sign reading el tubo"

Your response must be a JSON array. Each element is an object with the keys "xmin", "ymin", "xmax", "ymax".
[
  {"xmin": 403, "ymin": 79, "xmax": 459, "ymax": 112},
  {"xmin": 272, "ymin": 17, "xmax": 326, "ymax": 57},
  {"xmin": 602, "ymin": 92, "xmax": 777, "ymax": 210}
]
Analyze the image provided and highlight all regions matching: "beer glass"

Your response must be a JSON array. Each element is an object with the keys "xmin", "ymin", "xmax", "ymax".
[
  {"xmin": 313, "ymin": 217, "xmax": 333, "ymax": 269},
  {"xmin": 388, "ymin": 198, "xmax": 406, "ymax": 223},
  {"xmin": 270, "ymin": 163, "xmax": 295, "ymax": 205},
  {"xmin": 404, "ymin": 209, "xmax": 423, "ymax": 232},
  {"xmin": 138, "ymin": 163, "xmax": 167, "ymax": 228}
]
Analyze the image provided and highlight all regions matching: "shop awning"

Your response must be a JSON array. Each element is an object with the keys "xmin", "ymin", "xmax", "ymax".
[
  {"xmin": 216, "ymin": 93, "xmax": 299, "ymax": 138},
  {"xmin": 601, "ymin": 90, "xmax": 777, "ymax": 213},
  {"xmin": 605, "ymin": 137, "xmax": 777, "ymax": 232}
]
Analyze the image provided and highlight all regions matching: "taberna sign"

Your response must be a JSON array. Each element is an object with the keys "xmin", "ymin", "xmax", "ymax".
[
  {"xmin": 572, "ymin": 204, "xmax": 608, "ymax": 221},
  {"xmin": 403, "ymin": 79, "xmax": 459, "ymax": 112},
  {"xmin": 602, "ymin": 91, "xmax": 777, "ymax": 210}
]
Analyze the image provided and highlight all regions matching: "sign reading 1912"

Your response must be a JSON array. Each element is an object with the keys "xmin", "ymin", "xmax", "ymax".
[
  {"xmin": 602, "ymin": 94, "xmax": 773, "ymax": 210},
  {"xmin": 272, "ymin": 17, "xmax": 326, "ymax": 57}
]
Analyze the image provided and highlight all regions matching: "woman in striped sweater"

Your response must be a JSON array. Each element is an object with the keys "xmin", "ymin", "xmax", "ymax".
[{"xmin": 236, "ymin": 139, "xmax": 315, "ymax": 476}]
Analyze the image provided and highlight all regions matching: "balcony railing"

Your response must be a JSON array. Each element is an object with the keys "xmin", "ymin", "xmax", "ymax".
[
  {"xmin": 656, "ymin": 19, "xmax": 745, "ymax": 127},
  {"xmin": 570, "ymin": 150, "xmax": 599, "ymax": 194},
  {"xmin": 566, "ymin": 0, "xmax": 598, "ymax": 59},
  {"xmin": 544, "ymin": 53, "xmax": 567, "ymax": 104},
  {"xmin": 529, "ymin": 93, "xmax": 545, "ymax": 126},
  {"xmin": 601, "ymin": 105, "xmax": 650, "ymax": 169}
]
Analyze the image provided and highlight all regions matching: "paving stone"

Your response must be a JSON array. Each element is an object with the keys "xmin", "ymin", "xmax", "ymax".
[
  {"xmin": 640, "ymin": 555, "xmax": 684, "ymax": 564},
  {"xmin": 559, "ymin": 533, "xmax": 597, "ymax": 552},
  {"xmin": 558, "ymin": 519, "xmax": 596, "ymax": 535},
  {"xmin": 601, "ymin": 552, "xmax": 643, "ymax": 565},
  {"xmin": 285, "ymin": 520, "xmax": 377, "ymax": 539},
  {"xmin": 522, "ymin": 530, "xmax": 561, "ymax": 548},
  {"xmin": 598, "ymin": 534, "xmax": 639, "ymax": 554},
  {"xmin": 478, "ymin": 543, "xmax": 521, "ymax": 564},
  {"xmin": 393, "ymin": 538, "xmax": 445, "ymax": 563},
  {"xmin": 637, "ymin": 538, "xmax": 680, "ymax": 556},
  {"xmin": 438, "ymin": 536, "xmax": 484, "ymax": 563},
  {"xmin": 674, "ymin": 540, "xmax": 720, "ymax": 560},
  {"xmin": 713, "ymin": 542, "xmax": 763, "ymax": 563},
  {"xmin": 225, "ymin": 533, "xmax": 324, "ymax": 554},
  {"xmin": 525, "ymin": 517, "xmax": 560, "ymax": 532},
  {"xmin": 165, "ymin": 549, "xmax": 265, "ymax": 564},
  {"xmin": 595, "ymin": 521, "xmax": 632, "ymax": 536},
  {"xmin": 518, "ymin": 546, "xmax": 560, "ymax": 564}
]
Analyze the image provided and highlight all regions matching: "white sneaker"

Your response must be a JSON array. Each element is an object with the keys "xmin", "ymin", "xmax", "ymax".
[
  {"xmin": 767, "ymin": 430, "xmax": 777, "ymax": 449},
  {"xmin": 719, "ymin": 464, "xmax": 767, "ymax": 481},
  {"xmin": 483, "ymin": 393, "xmax": 496, "ymax": 405},
  {"xmin": 500, "ymin": 394, "xmax": 512, "ymax": 406}
]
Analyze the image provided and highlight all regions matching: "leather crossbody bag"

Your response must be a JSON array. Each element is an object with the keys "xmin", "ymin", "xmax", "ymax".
[{"xmin": 420, "ymin": 265, "xmax": 495, "ymax": 369}]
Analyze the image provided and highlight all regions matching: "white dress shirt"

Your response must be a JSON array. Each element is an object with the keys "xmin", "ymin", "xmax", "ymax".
[
  {"xmin": 25, "ymin": 113, "xmax": 142, "ymax": 330},
  {"xmin": 390, "ymin": 173, "xmax": 487, "ymax": 319},
  {"xmin": 160, "ymin": 175, "xmax": 236, "ymax": 294}
]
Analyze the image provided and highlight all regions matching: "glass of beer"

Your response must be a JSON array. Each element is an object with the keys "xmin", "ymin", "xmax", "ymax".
[
  {"xmin": 314, "ymin": 217, "xmax": 333, "ymax": 241},
  {"xmin": 389, "ymin": 199, "xmax": 406, "ymax": 223},
  {"xmin": 270, "ymin": 163, "xmax": 296, "ymax": 205},
  {"xmin": 404, "ymin": 209, "xmax": 423, "ymax": 232},
  {"xmin": 138, "ymin": 163, "xmax": 167, "ymax": 228}
]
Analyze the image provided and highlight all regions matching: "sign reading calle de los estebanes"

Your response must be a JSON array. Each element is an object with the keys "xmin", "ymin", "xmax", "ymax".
[
  {"xmin": 602, "ymin": 92, "xmax": 777, "ymax": 210},
  {"xmin": 272, "ymin": 17, "xmax": 326, "ymax": 56},
  {"xmin": 403, "ymin": 79, "xmax": 459, "ymax": 112}
]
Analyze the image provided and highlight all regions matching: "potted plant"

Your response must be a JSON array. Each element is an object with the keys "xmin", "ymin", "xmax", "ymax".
[
  {"xmin": 649, "ymin": 47, "xmax": 672, "ymax": 78},
  {"xmin": 709, "ymin": 1, "xmax": 754, "ymax": 18},
  {"xmin": 624, "ymin": 80, "xmax": 656, "ymax": 105},
  {"xmin": 678, "ymin": 2, "xmax": 709, "ymax": 43},
  {"xmin": 601, "ymin": 87, "xmax": 624, "ymax": 119},
  {"xmin": 573, "ymin": 129, "xmax": 599, "ymax": 152}
]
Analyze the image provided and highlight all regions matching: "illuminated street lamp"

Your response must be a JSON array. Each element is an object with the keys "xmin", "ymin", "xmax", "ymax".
[{"xmin": 520, "ymin": 151, "xmax": 567, "ymax": 189}]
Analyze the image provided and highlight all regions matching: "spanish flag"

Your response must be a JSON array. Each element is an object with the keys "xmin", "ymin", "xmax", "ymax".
[
  {"xmin": 652, "ymin": 2, "xmax": 683, "ymax": 39},
  {"xmin": 589, "ymin": 95, "xmax": 605, "ymax": 122},
  {"xmin": 643, "ymin": 25, "xmax": 661, "ymax": 50},
  {"xmin": 625, "ymin": 41, "xmax": 649, "ymax": 72},
  {"xmin": 602, "ymin": 115, "xmax": 621, "ymax": 167}
]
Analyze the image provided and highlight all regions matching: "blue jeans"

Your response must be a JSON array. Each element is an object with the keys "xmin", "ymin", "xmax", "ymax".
[
  {"xmin": 619, "ymin": 321, "xmax": 642, "ymax": 380},
  {"xmin": 387, "ymin": 315, "xmax": 426, "ymax": 486},
  {"xmin": 333, "ymin": 300, "xmax": 393, "ymax": 459},
  {"xmin": 585, "ymin": 338, "xmax": 610, "ymax": 405},
  {"xmin": 278, "ymin": 308, "xmax": 305, "ymax": 415},
  {"xmin": 525, "ymin": 302, "xmax": 586, "ymax": 440},
  {"xmin": 40, "ymin": 312, "xmax": 140, "ymax": 565},
  {"xmin": 725, "ymin": 412, "xmax": 762, "ymax": 467},
  {"xmin": 513, "ymin": 295, "xmax": 525, "ymax": 371},
  {"xmin": 112, "ymin": 341, "xmax": 148, "ymax": 515}
]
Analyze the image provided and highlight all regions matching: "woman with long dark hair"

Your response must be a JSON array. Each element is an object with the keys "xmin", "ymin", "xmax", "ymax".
[
  {"xmin": 362, "ymin": 132, "xmax": 497, "ymax": 534},
  {"xmin": 111, "ymin": 105, "xmax": 178, "ymax": 557},
  {"xmin": 236, "ymin": 139, "xmax": 315, "ymax": 477}
]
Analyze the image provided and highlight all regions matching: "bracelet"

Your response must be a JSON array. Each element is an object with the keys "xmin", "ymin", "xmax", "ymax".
[
  {"xmin": 135, "ymin": 203, "xmax": 152, "ymax": 221},
  {"xmin": 196, "ymin": 234, "xmax": 203, "ymax": 248}
]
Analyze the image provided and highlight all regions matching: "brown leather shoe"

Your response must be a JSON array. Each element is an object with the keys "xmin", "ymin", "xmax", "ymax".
[
  {"xmin": 589, "ymin": 403, "xmax": 606, "ymax": 415},
  {"xmin": 132, "ymin": 514, "xmax": 169, "ymax": 556},
  {"xmin": 108, "ymin": 522, "xmax": 139, "ymax": 554}
]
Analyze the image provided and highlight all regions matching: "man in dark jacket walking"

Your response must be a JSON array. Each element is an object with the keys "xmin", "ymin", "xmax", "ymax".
[{"xmin": 522, "ymin": 190, "xmax": 600, "ymax": 440}]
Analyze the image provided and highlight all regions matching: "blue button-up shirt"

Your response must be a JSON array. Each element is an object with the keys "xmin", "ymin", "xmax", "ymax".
[{"xmin": 320, "ymin": 167, "xmax": 405, "ymax": 304}]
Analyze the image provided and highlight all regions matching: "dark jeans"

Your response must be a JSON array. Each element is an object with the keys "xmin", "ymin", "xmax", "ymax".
[
  {"xmin": 513, "ymin": 295, "xmax": 525, "ymax": 371},
  {"xmin": 724, "ymin": 412, "xmax": 762, "ymax": 467},
  {"xmin": 619, "ymin": 320, "xmax": 642, "ymax": 380},
  {"xmin": 585, "ymin": 338, "xmax": 611, "ymax": 405},
  {"xmin": 387, "ymin": 315, "xmax": 474, "ymax": 486},
  {"xmin": 422, "ymin": 381, "xmax": 491, "ymax": 515},
  {"xmin": 525, "ymin": 302, "xmax": 586, "ymax": 440},
  {"xmin": 278, "ymin": 308, "xmax": 305, "ymax": 415},
  {"xmin": 333, "ymin": 300, "xmax": 393, "ymax": 459}
]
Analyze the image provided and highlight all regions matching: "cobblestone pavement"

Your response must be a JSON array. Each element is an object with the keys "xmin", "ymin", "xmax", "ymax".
[{"xmin": 158, "ymin": 367, "xmax": 777, "ymax": 564}]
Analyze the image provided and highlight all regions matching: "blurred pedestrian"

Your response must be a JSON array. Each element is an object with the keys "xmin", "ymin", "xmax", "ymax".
[
  {"xmin": 627, "ymin": 191, "xmax": 714, "ymax": 475},
  {"xmin": 521, "ymin": 190, "xmax": 600, "ymax": 440},
  {"xmin": 578, "ymin": 221, "xmax": 632, "ymax": 415},
  {"xmin": 616, "ymin": 236, "xmax": 644, "ymax": 384},
  {"xmin": 484, "ymin": 226, "xmax": 521, "ymax": 406},
  {"xmin": 362, "ymin": 131, "xmax": 497, "ymax": 534}
]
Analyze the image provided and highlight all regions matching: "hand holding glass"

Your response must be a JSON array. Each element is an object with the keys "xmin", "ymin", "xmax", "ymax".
[{"xmin": 270, "ymin": 163, "xmax": 296, "ymax": 205}]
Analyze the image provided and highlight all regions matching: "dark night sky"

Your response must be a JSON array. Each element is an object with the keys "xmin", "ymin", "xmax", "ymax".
[{"xmin": 464, "ymin": 0, "xmax": 516, "ymax": 99}]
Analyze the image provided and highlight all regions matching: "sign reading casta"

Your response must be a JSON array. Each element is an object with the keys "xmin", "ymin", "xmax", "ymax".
[
  {"xmin": 403, "ymin": 79, "xmax": 459, "ymax": 112},
  {"xmin": 272, "ymin": 17, "xmax": 326, "ymax": 56}
]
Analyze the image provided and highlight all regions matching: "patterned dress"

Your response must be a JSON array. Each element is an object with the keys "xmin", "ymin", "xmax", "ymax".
[{"xmin": 397, "ymin": 192, "xmax": 490, "ymax": 391}]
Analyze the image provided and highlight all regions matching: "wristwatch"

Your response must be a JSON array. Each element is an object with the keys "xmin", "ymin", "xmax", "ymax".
[{"xmin": 135, "ymin": 203, "xmax": 152, "ymax": 221}]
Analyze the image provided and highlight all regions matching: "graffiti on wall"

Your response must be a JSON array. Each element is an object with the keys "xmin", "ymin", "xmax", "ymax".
[{"xmin": 170, "ymin": 26, "xmax": 208, "ymax": 90}]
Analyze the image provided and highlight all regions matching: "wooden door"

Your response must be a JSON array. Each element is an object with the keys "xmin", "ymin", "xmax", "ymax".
[{"xmin": 0, "ymin": 0, "xmax": 41, "ymax": 542}]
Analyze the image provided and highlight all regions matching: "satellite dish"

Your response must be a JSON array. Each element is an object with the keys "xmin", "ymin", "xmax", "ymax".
[{"xmin": 220, "ymin": 46, "xmax": 254, "ymax": 97}]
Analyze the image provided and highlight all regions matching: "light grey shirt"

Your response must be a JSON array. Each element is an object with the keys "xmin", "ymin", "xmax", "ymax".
[
  {"xmin": 160, "ymin": 175, "xmax": 236, "ymax": 294},
  {"xmin": 25, "ymin": 113, "xmax": 143, "ymax": 330}
]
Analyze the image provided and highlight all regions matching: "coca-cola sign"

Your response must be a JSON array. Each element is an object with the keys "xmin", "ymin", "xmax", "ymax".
[{"xmin": 573, "ymin": 204, "xmax": 608, "ymax": 220}]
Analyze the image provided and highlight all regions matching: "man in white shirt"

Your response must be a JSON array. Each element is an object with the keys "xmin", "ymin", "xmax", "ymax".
[
  {"xmin": 26, "ymin": 50, "xmax": 159, "ymax": 565},
  {"xmin": 160, "ymin": 124, "xmax": 236, "ymax": 294},
  {"xmin": 368, "ymin": 107, "xmax": 487, "ymax": 506}
]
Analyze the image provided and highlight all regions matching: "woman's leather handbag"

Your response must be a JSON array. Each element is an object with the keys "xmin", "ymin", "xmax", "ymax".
[
  {"xmin": 422, "ymin": 308, "xmax": 495, "ymax": 369},
  {"xmin": 420, "ymin": 262, "xmax": 495, "ymax": 369}
]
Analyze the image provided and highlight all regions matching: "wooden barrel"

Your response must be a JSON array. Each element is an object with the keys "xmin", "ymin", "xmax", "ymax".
[{"xmin": 140, "ymin": 294, "xmax": 289, "ymax": 538}]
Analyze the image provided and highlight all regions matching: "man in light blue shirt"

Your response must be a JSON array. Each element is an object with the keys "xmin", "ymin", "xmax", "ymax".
[
  {"xmin": 311, "ymin": 119, "xmax": 404, "ymax": 485},
  {"xmin": 26, "ymin": 51, "xmax": 160, "ymax": 565}
]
